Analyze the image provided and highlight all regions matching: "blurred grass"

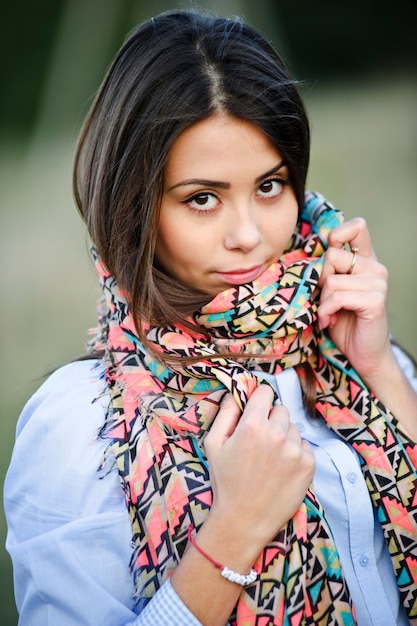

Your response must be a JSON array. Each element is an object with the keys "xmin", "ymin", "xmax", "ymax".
[{"xmin": 0, "ymin": 75, "xmax": 416, "ymax": 625}]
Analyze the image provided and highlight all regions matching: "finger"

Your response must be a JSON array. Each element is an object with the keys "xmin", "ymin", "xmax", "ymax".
[
  {"xmin": 301, "ymin": 439, "xmax": 315, "ymax": 467},
  {"xmin": 270, "ymin": 419, "xmax": 315, "ymax": 467},
  {"xmin": 207, "ymin": 393, "xmax": 242, "ymax": 443},
  {"xmin": 238, "ymin": 384, "xmax": 275, "ymax": 425},
  {"xmin": 326, "ymin": 247, "xmax": 362, "ymax": 277},
  {"xmin": 318, "ymin": 247, "xmax": 361, "ymax": 286},
  {"xmin": 319, "ymin": 247, "xmax": 386, "ymax": 287},
  {"xmin": 301, "ymin": 438, "xmax": 314, "ymax": 456},
  {"xmin": 318, "ymin": 288, "xmax": 387, "ymax": 329},
  {"xmin": 320, "ymin": 269, "xmax": 388, "ymax": 302},
  {"xmin": 267, "ymin": 401, "xmax": 291, "ymax": 433},
  {"xmin": 327, "ymin": 217, "xmax": 376, "ymax": 259}
]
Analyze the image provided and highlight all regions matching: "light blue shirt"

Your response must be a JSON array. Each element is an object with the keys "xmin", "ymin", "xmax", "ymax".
[{"xmin": 4, "ymin": 348, "xmax": 416, "ymax": 625}]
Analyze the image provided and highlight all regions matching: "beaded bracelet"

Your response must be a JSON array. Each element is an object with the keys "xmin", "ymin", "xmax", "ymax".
[{"xmin": 187, "ymin": 525, "xmax": 258, "ymax": 586}]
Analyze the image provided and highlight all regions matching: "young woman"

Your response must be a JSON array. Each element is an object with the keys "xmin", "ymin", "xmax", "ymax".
[{"xmin": 5, "ymin": 9, "xmax": 417, "ymax": 626}]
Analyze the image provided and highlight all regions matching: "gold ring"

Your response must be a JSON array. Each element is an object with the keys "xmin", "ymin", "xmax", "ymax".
[{"xmin": 348, "ymin": 247, "xmax": 359, "ymax": 274}]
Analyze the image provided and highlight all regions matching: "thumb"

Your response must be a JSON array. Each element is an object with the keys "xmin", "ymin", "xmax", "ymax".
[{"xmin": 206, "ymin": 393, "xmax": 241, "ymax": 446}]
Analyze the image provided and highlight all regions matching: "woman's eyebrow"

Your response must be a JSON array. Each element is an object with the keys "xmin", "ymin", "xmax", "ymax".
[
  {"xmin": 167, "ymin": 178, "xmax": 230, "ymax": 191},
  {"xmin": 167, "ymin": 161, "xmax": 285, "ymax": 192},
  {"xmin": 255, "ymin": 161, "xmax": 285, "ymax": 184}
]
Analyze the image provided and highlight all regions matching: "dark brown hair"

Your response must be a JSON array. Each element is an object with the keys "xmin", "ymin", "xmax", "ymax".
[{"xmin": 73, "ymin": 9, "xmax": 310, "ymax": 333}]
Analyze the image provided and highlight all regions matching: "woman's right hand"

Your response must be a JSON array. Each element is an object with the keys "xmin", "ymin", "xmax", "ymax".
[
  {"xmin": 171, "ymin": 384, "xmax": 314, "ymax": 625},
  {"xmin": 203, "ymin": 384, "xmax": 315, "ymax": 564}
]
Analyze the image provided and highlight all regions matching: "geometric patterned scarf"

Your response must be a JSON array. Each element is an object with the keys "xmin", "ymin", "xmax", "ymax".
[{"xmin": 91, "ymin": 191, "xmax": 417, "ymax": 625}]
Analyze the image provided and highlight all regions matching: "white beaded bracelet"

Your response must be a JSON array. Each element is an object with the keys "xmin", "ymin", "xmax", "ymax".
[
  {"xmin": 187, "ymin": 525, "xmax": 258, "ymax": 587},
  {"xmin": 220, "ymin": 565, "xmax": 258, "ymax": 586}
]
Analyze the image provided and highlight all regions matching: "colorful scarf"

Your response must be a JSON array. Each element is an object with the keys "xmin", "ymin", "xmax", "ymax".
[{"xmin": 91, "ymin": 191, "xmax": 417, "ymax": 625}]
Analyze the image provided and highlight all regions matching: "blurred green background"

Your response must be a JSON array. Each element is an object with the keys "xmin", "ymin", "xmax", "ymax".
[{"xmin": 1, "ymin": 0, "xmax": 416, "ymax": 623}]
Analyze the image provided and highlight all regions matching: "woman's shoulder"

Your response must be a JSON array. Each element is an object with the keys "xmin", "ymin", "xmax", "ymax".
[
  {"xmin": 5, "ymin": 359, "xmax": 137, "ymax": 618},
  {"xmin": 29, "ymin": 357, "xmax": 104, "ymax": 402},
  {"xmin": 12, "ymin": 359, "xmax": 110, "ymax": 508},
  {"xmin": 6, "ymin": 358, "xmax": 121, "ymax": 527},
  {"xmin": 16, "ymin": 358, "xmax": 106, "ymax": 437}
]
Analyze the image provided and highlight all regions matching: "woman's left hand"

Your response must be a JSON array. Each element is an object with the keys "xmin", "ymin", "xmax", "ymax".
[
  {"xmin": 318, "ymin": 216, "xmax": 417, "ymax": 441},
  {"xmin": 317, "ymin": 217, "xmax": 391, "ymax": 380}
]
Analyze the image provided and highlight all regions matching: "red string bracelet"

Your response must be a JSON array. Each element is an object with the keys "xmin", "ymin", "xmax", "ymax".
[{"xmin": 187, "ymin": 525, "xmax": 257, "ymax": 586}]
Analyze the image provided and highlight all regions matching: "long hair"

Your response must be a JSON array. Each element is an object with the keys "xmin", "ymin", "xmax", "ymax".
[{"xmin": 73, "ymin": 9, "xmax": 310, "ymax": 331}]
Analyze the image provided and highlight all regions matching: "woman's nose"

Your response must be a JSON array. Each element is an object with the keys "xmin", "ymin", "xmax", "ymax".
[{"xmin": 224, "ymin": 205, "xmax": 262, "ymax": 252}]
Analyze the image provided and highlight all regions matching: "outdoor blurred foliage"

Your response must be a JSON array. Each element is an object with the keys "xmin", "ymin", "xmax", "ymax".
[{"xmin": 1, "ymin": 0, "xmax": 416, "ymax": 623}]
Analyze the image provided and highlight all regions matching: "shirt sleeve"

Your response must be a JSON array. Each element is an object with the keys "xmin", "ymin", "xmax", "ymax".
[{"xmin": 4, "ymin": 360, "xmax": 202, "ymax": 626}]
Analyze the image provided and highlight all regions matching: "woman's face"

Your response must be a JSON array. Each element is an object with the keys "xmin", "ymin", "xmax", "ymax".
[{"xmin": 155, "ymin": 114, "xmax": 299, "ymax": 296}]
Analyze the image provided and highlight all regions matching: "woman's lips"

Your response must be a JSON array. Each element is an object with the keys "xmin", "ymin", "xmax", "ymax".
[{"xmin": 217, "ymin": 264, "xmax": 265, "ymax": 285}]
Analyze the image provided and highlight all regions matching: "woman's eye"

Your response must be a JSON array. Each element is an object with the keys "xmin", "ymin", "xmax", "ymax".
[
  {"xmin": 257, "ymin": 178, "xmax": 283, "ymax": 198},
  {"xmin": 186, "ymin": 193, "xmax": 219, "ymax": 212}
]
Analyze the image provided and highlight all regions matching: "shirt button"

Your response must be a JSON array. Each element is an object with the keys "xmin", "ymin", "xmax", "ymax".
[
  {"xmin": 295, "ymin": 422, "xmax": 305, "ymax": 433},
  {"xmin": 346, "ymin": 472, "xmax": 357, "ymax": 484},
  {"xmin": 359, "ymin": 554, "xmax": 369, "ymax": 567}
]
